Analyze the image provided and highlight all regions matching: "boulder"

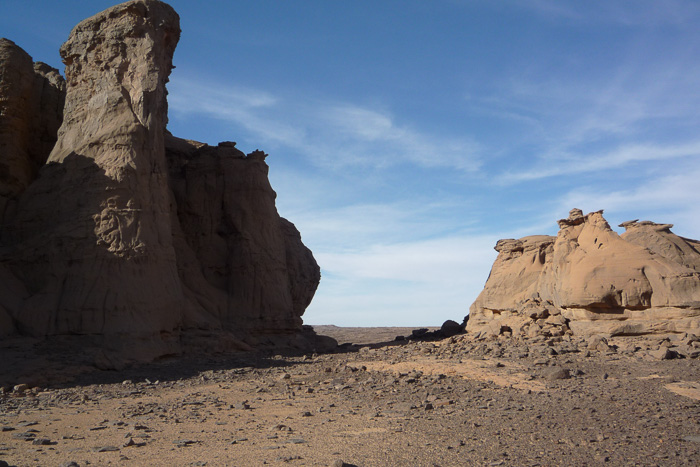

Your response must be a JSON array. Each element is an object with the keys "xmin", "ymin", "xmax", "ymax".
[
  {"xmin": 440, "ymin": 319, "xmax": 463, "ymax": 337},
  {"xmin": 467, "ymin": 209, "xmax": 700, "ymax": 338}
]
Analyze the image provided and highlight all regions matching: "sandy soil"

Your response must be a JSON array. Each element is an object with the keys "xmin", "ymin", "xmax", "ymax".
[{"xmin": 1, "ymin": 328, "xmax": 699, "ymax": 466}]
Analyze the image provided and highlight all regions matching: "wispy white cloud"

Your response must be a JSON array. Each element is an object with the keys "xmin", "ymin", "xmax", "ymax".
[
  {"xmin": 509, "ymin": 0, "xmax": 700, "ymax": 26},
  {"xmin": 168, "ymin": 79, "xmax": 306, "ymax": 148},
  {"xmin": 474, "ymin": 39, "xmax": 700, "ymax": 183},
  {"xmin": 558, "ymin": 165, "xmax": 700, "ymax": 237},
  {"xmin": 304, "ymin": 234, "xmax": 498, "ymax": 326},
  {"xmin": 501, "ymin": 141, "xmax": 700, "ymax": 182},
  {"xmin": 168, "ymin": 73, "xmax": 482, "ymax": 173},
  {"xmin": 273, "ymin": 183, "xmax": 500, "ymax": 326}
]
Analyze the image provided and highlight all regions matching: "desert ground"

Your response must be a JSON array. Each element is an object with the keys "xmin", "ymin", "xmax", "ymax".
[{"xmin": 1, "ymin": 327, "xmax": 699, "ymax": 467}]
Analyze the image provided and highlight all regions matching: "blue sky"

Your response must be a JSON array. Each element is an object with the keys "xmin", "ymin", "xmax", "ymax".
[{"xmin": 3, "ymin": 1, "xmax": 700, "ymax": 326}]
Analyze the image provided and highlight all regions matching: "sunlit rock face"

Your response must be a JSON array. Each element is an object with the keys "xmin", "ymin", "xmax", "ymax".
[
  {"xmin": 0, "ymin": 0, "xmax": 323, "ymax": 366},
  {"xmin": 467, "ymin": 209, "xmax": 700, "ymax": 339}
]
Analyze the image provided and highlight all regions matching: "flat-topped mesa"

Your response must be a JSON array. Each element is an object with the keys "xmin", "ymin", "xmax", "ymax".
[
  {"xmin": 467, "ymin": 209, "xmax": 700, "ymax": 339},
  {"xmin": 0, "ymin": 1, "xmax": 327, "ymax": 369}
]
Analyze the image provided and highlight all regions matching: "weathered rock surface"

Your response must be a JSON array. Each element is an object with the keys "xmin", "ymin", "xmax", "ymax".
[
  {"xmin": 165, "ymin": 135, "xmax": 320, "ymax": 339},
  {"xmin": 0, "ymin": 0, "xmax": 323, "ymax": 366},
  {"xmin": 0, "ymin": 38, "xmax": 64, "ymax": 216},
  {"xmin": 468, "ymin": 209, "xmax": 700, "ymax": 338}
]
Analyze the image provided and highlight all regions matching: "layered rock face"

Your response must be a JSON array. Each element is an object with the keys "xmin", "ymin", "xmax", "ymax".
[
  {"xmin": 165, "ymin": 136, "xmax": 320, "ymax": 338},
  {"xmin": 467, "ymin": 209, "xmax": 700, "ymax": 338},
  {"xmin": 0, "ymin": 0, "xmax": 322, "ymax": 364},
  {"xmin": 0, "ymin": 39, "xmax": 64, "ymax": 216}
]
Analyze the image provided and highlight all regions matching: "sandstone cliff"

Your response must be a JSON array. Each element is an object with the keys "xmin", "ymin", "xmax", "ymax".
[
  {"xmin": 467, "ymin": 209, "xmax": 700, "ymax": 339},
  {"xmin": 0, "ymin": 0, "xmax": 325, "ymax": 368},
  {"xmin": 0, "ymin": 39, "xmax": 64, "ymax": 217}
]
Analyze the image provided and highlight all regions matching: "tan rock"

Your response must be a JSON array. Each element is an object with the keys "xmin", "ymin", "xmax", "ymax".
[
  {"xmin": 620, "ymin": 220, "xmax": 700, "ymax": 273},
  {"xmin": 165, "ymin": 135, "xmax": 320, "ymax": 335},
  {"xmin": 2, "ymin": 0, "xmax": 183, "ymax": 351},
  {"xmin": 468, "ymin": 209, "xmax": 700, "ymax": 338},
  {"xmin": 0, "ymin": 0, "xmax": 323, "ymax": 360},
  {"xmin": 0, "ymin": 39, "xmax": 64, "ymax": 216},
  {"xmin": 465, "ymin": 235, "xmax": 554, "ymax": 332}
]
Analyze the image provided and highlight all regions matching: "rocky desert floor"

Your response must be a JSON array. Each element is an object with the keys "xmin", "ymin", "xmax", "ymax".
[{"xmin": 1, "ymin": 327, "xmax": 699, "ymax": 467}]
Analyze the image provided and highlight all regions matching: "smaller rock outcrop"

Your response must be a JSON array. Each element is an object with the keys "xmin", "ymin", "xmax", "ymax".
[{"xmin": 467, "ymin": 209, "xmax": 700, "ymax": 339}]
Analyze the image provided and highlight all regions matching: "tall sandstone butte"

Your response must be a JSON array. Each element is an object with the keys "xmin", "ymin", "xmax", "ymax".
[
  {"xmin": 0, "ymin": 0, "xmax": 323, "ymax": 366},
  {"xmin": 467, "ymin": 209, "xmax": 700, "ymax": 339}
]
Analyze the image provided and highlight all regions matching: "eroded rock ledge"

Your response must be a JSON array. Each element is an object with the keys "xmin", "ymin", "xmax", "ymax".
[
  {"xmin": 0, "ymin": 0, "xmax": 328, "ymax": 370},
  {"xmin": 467, "ymin": 209, "xmax": 700, "ymax": 340}
]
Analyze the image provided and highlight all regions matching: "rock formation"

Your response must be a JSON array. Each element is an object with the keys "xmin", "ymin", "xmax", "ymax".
[
  {"xmin": 0, "ymin": 39, "xmax": 64, "ymax": 216},
  {"xmin": 0, "ymin": 0, "xmax": 325, "ymax": 368},
  {"xmin": 467, "ymin": 209, "xmax": 700, "ymax": 339}
]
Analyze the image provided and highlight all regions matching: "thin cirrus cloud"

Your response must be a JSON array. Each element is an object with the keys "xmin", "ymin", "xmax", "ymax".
[
  {"xmin": 558, "ymin": 165, "xmax": 700, "ymax": 236},
  {"xmin": 304, "ymin": 234, "xmax": 499, "ymax": 326},
  {"xmin": 272, "ymin": 189, "xmax": 496, "ymax": 326},
  {"xmin": 282, "ymin": 198, "xmax": 481, "ymax": 252},
  {"xmin": 475, "ymin": 53, "xmax": 700, "ymax": 183},
  {"xmin": 167, "ymin": 73, "xmax": 482, "ymax": 173},
  {"xmin": 509, "ymin": 0, "xmax": 700, "ymax": 26},
  {"xmin": 501, "ymin": 141, "xmax": 700, "ymax": 183}
]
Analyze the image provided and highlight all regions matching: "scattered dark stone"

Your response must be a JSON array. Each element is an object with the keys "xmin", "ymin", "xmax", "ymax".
[
  {"xmin": 59, "ymin": 462, "xmax": 80, "ymax": 467},
  {"xmin": 332, "ymin": 461, "xmax": 358, "ymax": 467},
  {"xmin": 649, "ymin": 348, "xmax": 678, "ymax": 360},
  {"xmin": 31, "ymin": 438, "xmax": 52, "ymax": 445},
  {"xmin": 0, "ymin": 427, "xmax": 15, "ymax": 432},
  {"xmin": 440, "ymin": 320, "xmax": 463, "ymax": 337},
  {"xmin": 123, "ymin": 438, "xmax": 146, "ymax": 448},
  {"xmin": 543, "ymin": 367, "xmax": 570, "ymax": 380},
  {"xmin": 92, "ymin": 446, "xmax": 120, "ymax": 452},
  {"xmin": 588, "ymin": 335, "xmax": 611, "ymax": 352},
  {"xmin": 234, "ymin": 401, "xmax": 251, "ymax": 410},
  {"xmin": 12, "ymin": 432, "xmax": 36, "ymax": 441},
  {"xmin": 173, "ymin": 439, "xmax": 198, "ymax": 447},
  {"xmin": 17, "ymin": 421, "xmax": 37, "ymax": 427}
]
